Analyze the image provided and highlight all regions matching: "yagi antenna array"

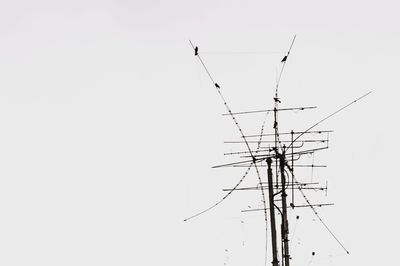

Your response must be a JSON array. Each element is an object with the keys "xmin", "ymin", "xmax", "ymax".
[{"xmin": 185, "ymin": 37, "xmax": 371, "ymax": 266}]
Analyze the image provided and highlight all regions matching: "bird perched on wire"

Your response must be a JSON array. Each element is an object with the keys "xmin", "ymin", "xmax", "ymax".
[
  {"xmin": 281, "ymin": 55, "xmax": 288, "ymax": 62},
  {"xmin": 194, "ymin": 46, "xmax": 199, "ymax": 56},
  {"xmin": 215, "ymin": 83, "xmax": 220, "ymax": 89}
]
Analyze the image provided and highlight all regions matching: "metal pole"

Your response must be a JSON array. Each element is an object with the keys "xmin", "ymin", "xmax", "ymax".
[
  {"xmin": 267, "ymin": 157, "xmax": 279, "ymax": 266},
  {"xmin": 280, "ymin": 151, "xmax": 290, "ymax": 266},
  {"xmin": 291, "ymin": 130, "xmax": 294, "ymax": 207},
  {"xmin": 274, "ymin": 106, "xmax": 279, "ymax": 187}
]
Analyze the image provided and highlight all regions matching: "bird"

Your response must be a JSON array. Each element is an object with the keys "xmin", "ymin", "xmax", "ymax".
[
  {"xmin": 215, "ymin": 83, "xmax": 220, "ymax": 88},
  {"xmin": 194, "ymin": 46, "xmax": 198, "ymax": 56},
  {"xmin": 281, "ymin": 55, "xmax": 287, "ymax": 62}
]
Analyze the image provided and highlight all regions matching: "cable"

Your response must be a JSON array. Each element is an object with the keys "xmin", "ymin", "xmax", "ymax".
[
  {"xmin": 296, "ymin": 178, "xmax": 350, "ymax": 254},
  {"xmin": 285, "ymin": 91, "xmax": 372, "ymax": 152},
  {"xmin": 276, "ymin": 35, "xmax": 296, "ymax": 95},
  {"xmin": 254, "ymin": 114, "xmax": 269, "ymax": 266},
  {"xmin": 184, "ymin": 162, "xmax": 254, "ymax": 222},
  {"xmin": 187, "ymin": 41, "xmax": 270, "ymax": 265}
]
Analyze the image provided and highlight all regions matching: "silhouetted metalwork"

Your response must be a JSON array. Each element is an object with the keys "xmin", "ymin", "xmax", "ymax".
[
  {"xmin": 221, "ymin": 106, "xmax": 316, "ymax": 116},
  {"xmin": 185, "ymin": 37, "xmax": 370, "ymax": 266}
]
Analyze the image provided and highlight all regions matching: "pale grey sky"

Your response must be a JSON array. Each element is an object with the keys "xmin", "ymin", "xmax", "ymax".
[{"xmin": 0, "ymin": 1, "xmax": 397, "ymax": 265}]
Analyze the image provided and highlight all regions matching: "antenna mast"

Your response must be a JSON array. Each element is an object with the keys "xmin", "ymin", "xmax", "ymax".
[
  {"xmin": 268, "ymin": 35, "xmax": 296, "ymax": 266},
  {"xmin": 185, "ymin": 37, "xmax": 370, "ymax": 266},
  {"xmin": 267, "ymin": 157, "xmax": 279, "ymax": 266}
]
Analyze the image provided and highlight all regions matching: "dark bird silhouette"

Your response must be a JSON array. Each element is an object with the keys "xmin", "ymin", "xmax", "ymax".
[
  {"xmin": 215, "ymin": 83, "xmax": 220, "ymax": 88},
  {"xmin": 194, "ymin": 46, "xmax": 198, "ymax": 56},
  {"xmin": 281, "ymin": 55, "xmax": 287, "ymax": 62}
]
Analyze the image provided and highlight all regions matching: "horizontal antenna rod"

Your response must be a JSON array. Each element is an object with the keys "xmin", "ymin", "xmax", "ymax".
[
  {"xmin": 242, "ymin": 203, "xmax": 334, "ymax": 212},
  {"xmin": 212, "ymin": 158, "xmax": 265, "ymax": 168},
  {"xmin": 222, "ymin": 106, "xmax": 316, "ymax": 116},
  {"xmin": 225, "ymin": 140, "xmax": 327, "ymax": 144},
  {"xmin": 242, "ymin": 147, "xmax": 329, "ymax": 158},
  {"xmin": 225, "ymin": 146, "xmax": 328, "ymax": 158},
  {"xmin": 224, "ymin": 148, "xmax": 273, "ymax": 156},
  {"xmin": 228, "ymin": 164, "xmax": 327, "ymax": 168},
  {"xmin": 222, "ymin": 182, "xmax": 321, "ymax": 191},
  {"xmin": 224, "ymin": 186, "xmax": 327, "ymax": 191},
  {"xmin": 244, "ymin": 130, "xmax": 333, "ymax": 138}
]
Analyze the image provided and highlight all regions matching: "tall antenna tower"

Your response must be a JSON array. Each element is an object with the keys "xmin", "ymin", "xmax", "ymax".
[{"xmin": 185, "ymin": 38, "xmax": 371, "ymax": 266}]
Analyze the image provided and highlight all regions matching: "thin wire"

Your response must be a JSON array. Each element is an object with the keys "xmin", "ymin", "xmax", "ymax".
[
  {"xmin": 296, "ymin": 178, "xmax": 350, "ymax": 254},
  {"xmin": 184, "ymin": 162, "xmax": 254, "ymax": 222},
  {"xmin": 274, "ymin": 35, "xmax": 297, "ymax": 157},
  {"xmin": 256, "ymin": 113, "xmax": 269, "ymax": 152},
  {"xmin": 276, "ymin": 35, "xmax": 296, "ymax": 95},
  {"xmin": 187, "ymin": 41, "xmax": 270, "ymax": 265},
  {"xmin": 201, "ymin": 51, "xmax": 283, "ymax": 55},
  {"xmin": 285, "ymin": 91, "xmax": 372, "ymax": 152},
  {"xmin": 189, "ymin": 40, "xmax": 216, "ymax": 84},
  {"xmin": 184, "ymin": 41, "xmax": 267, "ymax": 222},
  {"xmin": 189, "ymin": 40, "xmax": 253, "ymax": 157},
  {"xmin": 255, "ymin": 114, "xmax": 270, "ymax": 266}
]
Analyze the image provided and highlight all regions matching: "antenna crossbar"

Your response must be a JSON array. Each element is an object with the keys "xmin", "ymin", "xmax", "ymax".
[
  {"xmin": 241, "ymin": 203, "xmax": 334, "ymax": 213},
  {"xmin": 244, "ymin": 130, "xmax": 333, "ymax": 138},
  {"xmin": 222, "ymin": 106, "xmax": 316, "ymax": 116}
]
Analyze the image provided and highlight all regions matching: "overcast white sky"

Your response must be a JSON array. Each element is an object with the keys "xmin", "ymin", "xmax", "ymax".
[{"xmin": 0, "ymin": 1, "xmax": 398, "ymax": 266}]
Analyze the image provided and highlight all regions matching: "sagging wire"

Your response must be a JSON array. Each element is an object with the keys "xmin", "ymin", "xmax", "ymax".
[
  {"xmin": 254, "ymin": 114, "xmax": 270, "ymax": 266},
  {"xmin": 184, "ymin": 162, "xmax": 254, "ymax": 222},
  {"xmin": 186, "ymin": 40, "xmax": 270, "ymax": 266}
]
